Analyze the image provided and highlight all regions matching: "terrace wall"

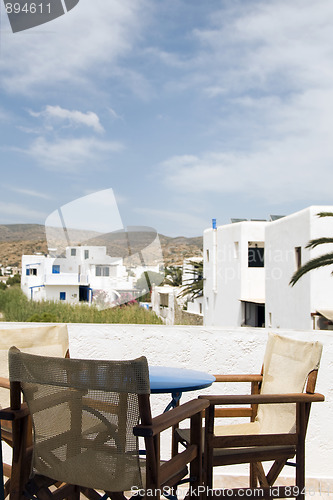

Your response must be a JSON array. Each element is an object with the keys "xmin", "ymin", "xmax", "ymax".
[{"xmin": 1, "ymin": 323, "xmax": 332, "ymax": 486}]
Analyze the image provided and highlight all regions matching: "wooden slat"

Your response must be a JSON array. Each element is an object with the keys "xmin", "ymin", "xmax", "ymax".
[
  {"xmin": 306, "ymin": 370, "xmax": 318, "ymax": 394},
  {"xmin": 2, "ymin": 462, "xmax": 11, "ymax": 478},
  {"xmin": 135, "ymin": 399, "xmax": 209, "ymax": 437},
  {"xmin": 0, "ymin": 377, "xmax": 10, "ymax": 390},
  {"xmin": 214, "ymin": 408, "xmax": 253, "ymax": 418},
  {"xmin": 51, "ymin": 483, "xmax": 77, "ymax": 500},
  {"xmin": 212, "ymin": 433, "xmax": 297, "ymax": 448},
  {"xmin": 160, "ymin": 445, "xmax": 197, "ymax": 485},
  {"xmin": 0, "ymin": 404, "xmax": 30, "ymax": 421},
  {"xmin": 266, "ymin": 459, "xmax": 288, "ymax": 486},
  {"xmin": 254, "ymin": 462, "xmax": 269, "ymax": 488},
  {"xmin": 80, "ymin": 487, "xmax": 104, "ymax": 500},
  {"xmin": 212, "ymin": 446, "xmax": 295, "ymax": 466},
  {"xmin": 200, "ymin": 393, "xmax": 325, "ymax": 405}
]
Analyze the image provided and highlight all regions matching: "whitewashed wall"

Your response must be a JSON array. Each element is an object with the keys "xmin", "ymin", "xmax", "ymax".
[
  {"xmin": 204, "ymin": 222, "xmax": 266, "ymax": 327},
  {"xmin": 265, "ymin": 205, "xmax": 333, "ymax": 330},
  {"xmin": 1, "ymin": 323, "xmax": 332, "ymax": 484}
]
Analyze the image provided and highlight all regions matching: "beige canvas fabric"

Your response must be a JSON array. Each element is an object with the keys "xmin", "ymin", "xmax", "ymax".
[
  {"xmin": 0, "ymin": 325, "xmax": 69, "ymax": 408},
  {"xmin": 9, "ymin": 348, "xmax": 150, "ymax": 493},
  {"xmin": 178, "ymin": 333, "xmax": 322, "ymax": 460},
  {"xmin": 255, "ymin": 332, "xmax": 322, "ymax": 434}
]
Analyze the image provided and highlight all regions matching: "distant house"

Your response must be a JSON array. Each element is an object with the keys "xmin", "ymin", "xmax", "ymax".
[
  {"xmin": 151, "ymin": 257, "xmax": 204, "ymax": 324},
  {"xmin": 21, "ymin": 246, "xmax": 136, "ymax": 307}
]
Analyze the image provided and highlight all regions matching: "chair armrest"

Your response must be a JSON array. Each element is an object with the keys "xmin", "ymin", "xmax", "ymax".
[
  {"xmin": 213, "ymin": 374, "xmax": 263, "ymax": 383},
  {"xmin": 0, "ymin": 377, "xmax": 10, "ymax": 390},
  {"xmin": 0, "ymin": 403, "xmax": 30, "ymax": 421},
  {"xmin": 134, "ymin": 398, "xmax": 210, "ymax": 437},
  {"xmin": 199, "ymin": 393, "xmax": 325, "ymax": 405}
]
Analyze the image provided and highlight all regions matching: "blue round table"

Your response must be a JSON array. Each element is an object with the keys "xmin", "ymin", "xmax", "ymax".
[{"xmin": 149, "ymin": 366, "xmax": 215, "ymax": 411}]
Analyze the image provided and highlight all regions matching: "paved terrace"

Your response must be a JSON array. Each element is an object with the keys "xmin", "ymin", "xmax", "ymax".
[{"xmin": 1, "ymin": 323, "xmax": 332, "ymax": 493}]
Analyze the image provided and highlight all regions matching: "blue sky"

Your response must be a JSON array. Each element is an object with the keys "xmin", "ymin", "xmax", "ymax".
[{"xmin": 0, "ymin": 0, "xmax": 333, "ymax": 237}]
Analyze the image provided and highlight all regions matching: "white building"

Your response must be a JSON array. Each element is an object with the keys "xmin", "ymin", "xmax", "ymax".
[
  {"xmin": 151, "ymin": 285, "xmax": 179, "ymax": 325},
  {"xmin": 21, "ymin": 246, "xmax": 135, "ymax": 307},
  {"xmin": 204, "ymin": 206, "xmax": 333, "ymax": 330},
  {"xmin": 265, "ymin": 206, "xmax": 333, "ymax": 330},
  {"xmin": 204, "ymin": 220, "xmax": 267, "ymax": 327}
]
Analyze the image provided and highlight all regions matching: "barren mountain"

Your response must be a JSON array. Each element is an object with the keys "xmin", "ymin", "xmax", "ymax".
[{"xmin": 0, "ymin": 224, "xmax": 202, "ymax": 268}]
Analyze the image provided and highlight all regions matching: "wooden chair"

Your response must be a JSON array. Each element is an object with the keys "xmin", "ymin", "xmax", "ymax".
[
  {"xmin": 199, "ymin": 333, "xmax": 324, "ymax": 499},
  {"xmin": 0, "ymin": 325, "xmax": 69, "ymax": 497},
  {"xmin": 1, "ymin": 348, "xmax": 209, "ymax": 500}
]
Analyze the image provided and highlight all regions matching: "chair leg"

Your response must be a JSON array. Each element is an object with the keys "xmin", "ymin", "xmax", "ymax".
[
  {"xmin": 250, "ymin": 463, "xmax": 257, "ymax": 488},
  {"xmin": 296, "ymin": 403, "xmax": 306, "ymax": 500},
  {"xmin": 9, "ymin": 417, "xmax": 30, "ymax": 500},
  {"xmin": 253, "ymin": 463, "xmax": 269, "ymax": 488},
  {"xmin": 266, "ymin": 459, "xmax": 288, "ymax": 486}
]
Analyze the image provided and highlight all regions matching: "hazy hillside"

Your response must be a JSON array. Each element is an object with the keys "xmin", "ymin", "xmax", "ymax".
[{"xmin": 0, "ymin": 224, "xmax": 202, "ymax": 268}]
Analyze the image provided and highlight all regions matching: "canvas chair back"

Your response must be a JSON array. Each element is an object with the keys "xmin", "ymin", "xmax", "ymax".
[
  {"xmin": 8, "ymin": 348, "xmax": 151, "ymax": 492},
  {"xmin": 0, "ymin": 325, "xmax": 69, "ymax": 409},
  {"xmin": 255, "ymin": 332, "xmax": 322, "ymax": 434}
]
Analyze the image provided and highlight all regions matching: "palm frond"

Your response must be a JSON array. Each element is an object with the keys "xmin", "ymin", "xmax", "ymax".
[
  {"xmin": 289, "ymin": 252, "xmax": 333, "ymax": 286},
  {"xmin": 177, "ymin": 259, "xmax": 203, "ymax": 300},
  {"xmin": 317, "ymin": 212, "xmax": 333, "ymax": 218},
  {"xmin": 306, "ymin": 237, "xmax": 333, "ymax": 249}
]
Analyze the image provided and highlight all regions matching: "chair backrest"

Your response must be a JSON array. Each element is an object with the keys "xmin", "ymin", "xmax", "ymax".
[
  {"xmin": 0, "ymin": 325, "xmax": 69, "ymax": 408},
  {"xmin": 8, "ymin": 347, "xmax": 150, "ymax": 492},
  {"xmin": 256, "ymin": 332, "xmax": 322, "ymax": 434}
]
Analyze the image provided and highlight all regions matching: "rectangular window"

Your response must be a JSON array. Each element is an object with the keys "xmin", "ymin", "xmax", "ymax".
[
  {"xmin": 52, "ymin": 265, "xmax": 60, "ymax": 274},
  {"xmin": 71, "ymin": 248, "xmax": 76, "ymax": 256},
  {"xmin": 234, "ymin": 242, "xmax": 239, "ymax": 259},
  {"xmin": 295, "ymin": 247, "xmax": 302, "ymax": 269},
  {"xmin": 248, "ymin": 242, "xmax": 264, "ymax": 267},
  {"xmin": 96, "ymin": 266, "xmax": 110, "ymax": 277},
  {"xmin": 84, "ymin": 250, "xmax": 89, "ymax": 259},
  {"xmin": 30, "ymin": 268, "xmax": 37, "ymax": 276},
  {"xmin": 160, "ymin": 293, "xmax": 169, "ymax": 308},
  {"xmin": 59, "ymin": 292, "xmax": 66, "ymax": 301}
]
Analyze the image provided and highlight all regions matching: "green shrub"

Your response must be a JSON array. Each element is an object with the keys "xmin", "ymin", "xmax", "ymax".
[
  {"xmin": 0, "ymin": 287, "xmax": 162, "ymax": 324},
  {"xmin": 6, "ymin": 274, "xmax": 21, "ymax": 286},
  {"xmin": 27, "ymin": 312, "xmax": 59, "ymax": 322}
]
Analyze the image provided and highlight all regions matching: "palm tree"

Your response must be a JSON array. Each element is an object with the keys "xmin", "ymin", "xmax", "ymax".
[
  {"xmin": 290, "ymin": 212, "xmax": 333, "ymax": 286},
  {"xmin": 163, "ymin": 266, "xmax": 183, "ymax": 287},
  {"xmin": 178, "ymin": 259, "xmax": 203, "ymax": 300}
]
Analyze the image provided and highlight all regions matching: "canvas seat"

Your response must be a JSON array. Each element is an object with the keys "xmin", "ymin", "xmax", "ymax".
[
  {"xmin": 0, "ymin": 325, "xmax": 69, "ymax": 497},
  {"xmin": 176, "ymin": 333, "xmax": 324, "ymax": 499},
  {"xmin": 1, "ymin": 348, "xmax": 209, "ymax": 500}
]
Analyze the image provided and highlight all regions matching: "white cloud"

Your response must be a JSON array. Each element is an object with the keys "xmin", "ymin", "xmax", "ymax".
[
  {"xmin": 18, "ymin": 136, "xmax": 124, "ymax": 171},
  {"xmin": 30, "ymin": 106, "xmax": 104, "ymax": 133},
  {"xmin": 155, "ymin": 0, "xmax": 333, "ymax": 206},
  {"xmin": 6, "ymin": 186, "xmax": 53, "ymax": 200},
  {"xmin": 0, "ymin": 201, "xmax": 46, "ymax": 220},
  {"xmin": 108, "ymin": 107, "xmax": 123, "ymax": 121},
  {"xmin": 0, "ymin": 0, "xmax": 151, "ymax": 96}
]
